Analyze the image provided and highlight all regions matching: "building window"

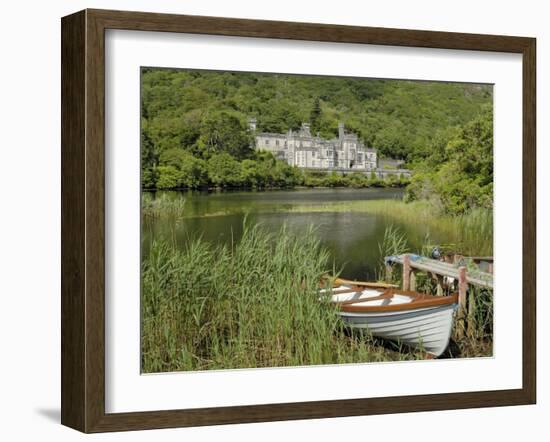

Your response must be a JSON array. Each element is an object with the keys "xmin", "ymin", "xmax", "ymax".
[{"xmin": 265, "ymin": 139, "xmax": 269, "ymax": 146}]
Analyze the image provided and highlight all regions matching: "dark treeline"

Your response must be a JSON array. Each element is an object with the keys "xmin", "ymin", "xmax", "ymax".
[{"xmin": 141, "ymin": 68, "xmax": 492, "ymax": 213}]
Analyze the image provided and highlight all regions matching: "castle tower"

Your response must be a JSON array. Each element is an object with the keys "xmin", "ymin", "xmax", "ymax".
[
  {"xmin": 338, "ymin": 122, "xmax": 348, "ymax": 168},
  {"xmin": 338, "ymin": 122, "xmax": 345, "ymax": 140}
]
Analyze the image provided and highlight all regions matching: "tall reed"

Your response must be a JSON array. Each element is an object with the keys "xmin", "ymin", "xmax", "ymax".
[{"xmin": 142, "ymin": 192, "xmax": 187, "ymax": 219}]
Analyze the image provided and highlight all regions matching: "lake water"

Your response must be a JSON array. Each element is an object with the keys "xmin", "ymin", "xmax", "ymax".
[{"xmin": 142, "ymin": 188, "xmax": 445, "ymax": 280}]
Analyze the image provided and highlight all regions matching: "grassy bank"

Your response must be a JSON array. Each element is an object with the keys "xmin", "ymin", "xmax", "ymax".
[
  {"xmin": 284, "ymin": 199, "xmax": 492, "ymax": 257},
  {"xmin": 141, "ymin": 223, "xmax": 426, "ymax": 373}
]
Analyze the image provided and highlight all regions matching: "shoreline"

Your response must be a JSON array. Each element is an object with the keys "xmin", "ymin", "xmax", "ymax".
[{"xmin": 141, "ymin": 182, "xmax": 409, "ymax": 192}]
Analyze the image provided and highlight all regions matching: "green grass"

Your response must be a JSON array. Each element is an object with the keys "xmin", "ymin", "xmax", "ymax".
[{"xmin": 141, "ymin": 222, "xmax": 427, "ymax": 373}]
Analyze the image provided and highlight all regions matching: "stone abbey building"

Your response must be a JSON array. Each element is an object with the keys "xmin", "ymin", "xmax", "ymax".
[{"xmin": 249, "ymin": 118, "xmax": 377, "ymax": 172}]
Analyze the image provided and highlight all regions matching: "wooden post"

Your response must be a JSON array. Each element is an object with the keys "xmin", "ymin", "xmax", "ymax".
[
  {"xmin": 458, "ymin": 266, "xmax": 468, "ymax": 311},
  {"xmin": 467, "ymin": 288, "xmax": 476, "ymax": 338},
  {"xmin": 456, "ymin": 266, "xmax": 468, "ymax": 339},
  {"xmin": 436, "ymin": 275, "xmax": 444, "ymax": 297},
  {"xmin": 429, "ymin": 272, "xmax": 444, "ymax": 296},
  {"xmin": 385, "ymin": 262, "xmax": 393, "ymax": 283},
  {"xmin": 410, "ymin": 271, "xmax": 417, "ymax": 291},
  {"xmin": 403, "ymin": 254, "xmax": 410, "ymax": 291}
]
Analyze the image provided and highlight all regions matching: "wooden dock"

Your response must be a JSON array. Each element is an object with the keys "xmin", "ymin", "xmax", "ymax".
[{"xmin": 385, "ymin": 254, "xmax": 493, "ymax": 338}]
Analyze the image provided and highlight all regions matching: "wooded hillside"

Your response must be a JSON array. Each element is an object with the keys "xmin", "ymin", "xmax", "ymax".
[{"xmin": 141, "ymin": 68, "xmax": 493, "ymax": 214}]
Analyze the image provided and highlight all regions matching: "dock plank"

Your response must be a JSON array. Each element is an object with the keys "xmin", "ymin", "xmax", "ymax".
[{"xmin": 386, "ymin": 254, "xmax": 493, "ymax": 289}]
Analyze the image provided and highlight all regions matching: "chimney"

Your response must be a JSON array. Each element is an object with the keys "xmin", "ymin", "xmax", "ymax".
[
  {"xmin": 338, "ymin": 122, "xmax": 345, "ymax": 140},
  {"xmin": 248, "ymin": 117, "xmax": 257, "ymax": 132}
]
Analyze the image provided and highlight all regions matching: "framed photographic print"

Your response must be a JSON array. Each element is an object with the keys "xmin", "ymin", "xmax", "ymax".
[{"xmin": 61, "ymin": 9, "xmax": 536, "ymax": 433}]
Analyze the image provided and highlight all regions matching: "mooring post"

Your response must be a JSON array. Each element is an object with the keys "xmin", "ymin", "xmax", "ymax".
[
  {"xmin": 467, "ymin": 288, "xmax": 476, "ymax": 338},
  {"xmin": 436, "ymin": 274, "xmax": 444, "ymax": 296},
  {"xmin": 458, "ymin": 266, "xmax": 468, "ymax": 310},
  {"xmin": 457, "ymin": 266, "xmax": 468, "ymax": 339},
  {"xmin": 385, "ymin": 262, "xmax": 393, "ymax": 283},
  {"xmin": 410, "ymin": 270, "xmax": 417, "ymax": 291},
  {"xmin": 403, "ymin": 254, "xmax": 411, "ymax": 291}
]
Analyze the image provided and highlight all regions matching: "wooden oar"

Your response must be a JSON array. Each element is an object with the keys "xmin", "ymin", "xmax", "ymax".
[
  {"xmin": 334, "ymin": 277, "xmax": 398, "ymax": 289},
  {"xmin": 321, "ymin": 287, "xmax": 364, "ymax": 295},
  {"xmin": 337, "ymin": 291, "xmax": 394, "ymax": 305}
]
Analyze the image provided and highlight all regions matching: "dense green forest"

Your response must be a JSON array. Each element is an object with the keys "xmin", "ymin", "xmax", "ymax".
[
  {"xmin": 141, "ymin": 68, "xmax": 493, "ymax": 214},
  {"xmin": 404, "ymin": 108, "xmax": 493, "ymax": 214}
]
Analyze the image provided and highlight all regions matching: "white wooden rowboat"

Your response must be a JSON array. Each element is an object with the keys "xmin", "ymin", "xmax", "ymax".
[{"xmin": 320, "ymin": 279, "xmax": 458, "ymax": 357}]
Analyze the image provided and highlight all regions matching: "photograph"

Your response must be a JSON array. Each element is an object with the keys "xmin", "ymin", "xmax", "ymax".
[{"xmin": 140, "ymin": 68, "xmax": 494, "ymax": 373}]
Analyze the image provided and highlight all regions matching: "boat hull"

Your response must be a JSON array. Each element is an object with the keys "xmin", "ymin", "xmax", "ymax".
[{"xmin": 338, "ymin": 303, "xmax": 457, "ymax": 357}]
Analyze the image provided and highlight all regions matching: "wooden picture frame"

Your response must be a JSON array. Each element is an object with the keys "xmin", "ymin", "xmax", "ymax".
[{"xmin": 61, "ymin": 8, "xmax": 536, "ymax": 433}]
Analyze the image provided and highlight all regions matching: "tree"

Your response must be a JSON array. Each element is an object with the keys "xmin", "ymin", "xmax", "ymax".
[
  {"xmin": 142, "ymin": 166, "xmax": 159, "ymax": 189},
  {"xmin": 434, "ymin": 109, "xmax": 493, "ymax": 213},
  {"xmin": 160, "ymin": 148, "xmax": 190, "ymax": 170},
  {"xmin": 348, "ymin": 172, "xmax": 369, "ymax": 188},
  {"xmin": 197, "ymin": 111, "xmax": 254, "ymax": 159},
  {"xmin": 272, "ymin": 161, "xmax": 302, "ymax": 187},
  {"xmin": 207, "ymin": 153, "xmax": 243, "ymax": 188},
  {"xmin": 310, "ymin": 97, "xmax": 322, "ymax": 134},
  {"xmin": 141, "ymin": 119, "xmax": 158, "ymax": 188},
  {"xmin": 158, "ymin": 148, "xmax": 207, "ymax": 189},
  {"xmin": 179, "ymin": 156, "xmax": 207, "ymax": 189},
  {"xmin": 373, "ymin": 119, "xmax": 408, "ymax": 160},
  {"xmin": 156, "ymin": 166, "xmax": 181, "ymax": 189},
  {"xmin": 405, "ymin": 108, "xmax": 493, "ymax": 214},
  {"xmin": 240, "ymin": 159, "xmax": 261, "ymax": 188}
]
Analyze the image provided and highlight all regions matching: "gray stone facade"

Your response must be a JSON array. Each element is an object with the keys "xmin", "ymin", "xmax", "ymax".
[{"xmin": 250, "ymin": 119, "xmax": 377, "ymax": 171}]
